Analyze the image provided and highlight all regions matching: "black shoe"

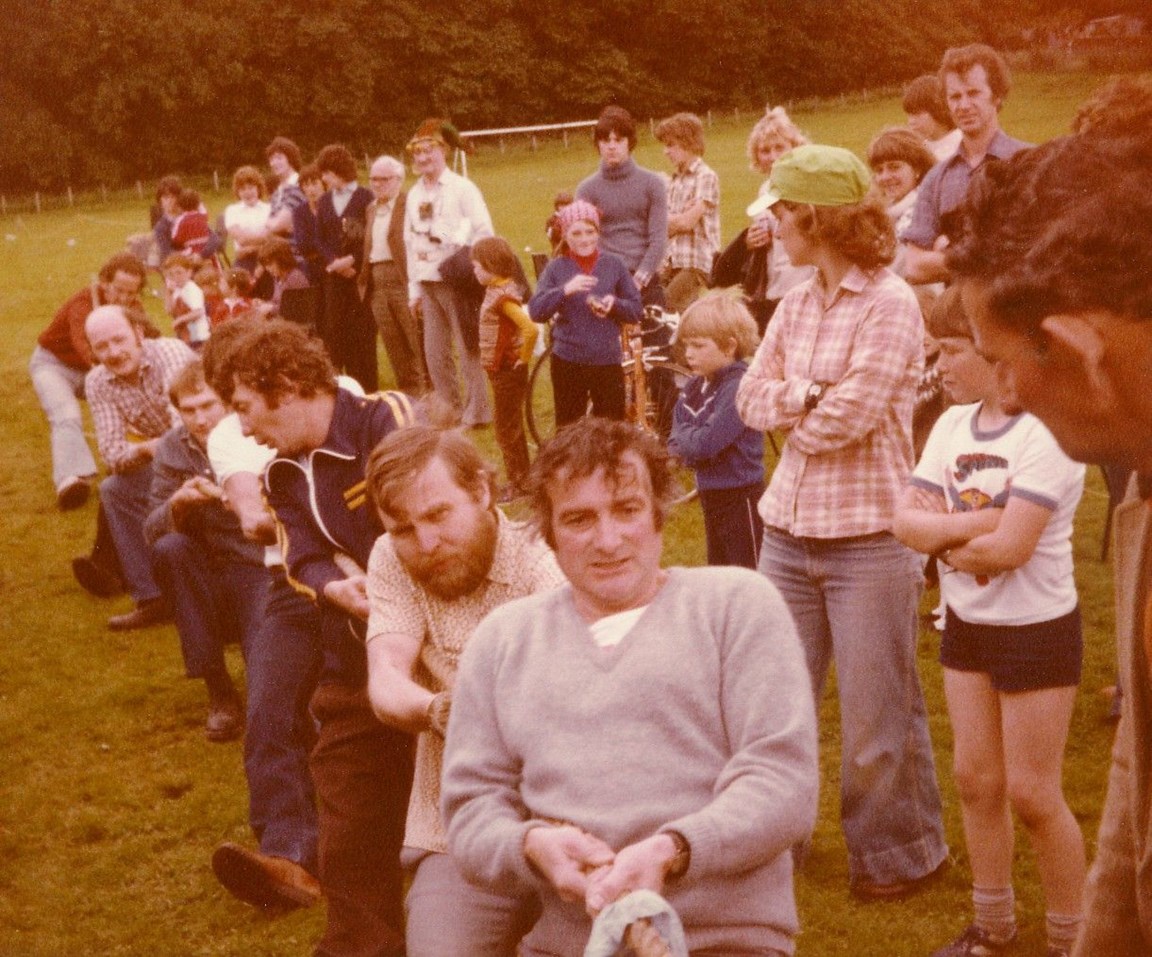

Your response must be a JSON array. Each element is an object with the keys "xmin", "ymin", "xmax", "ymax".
[
  {"xmin": 205, "ymin": 694, "xmax": 244, "ymax": 743},
  {"xmin": 56, "ymin": 476, "xmax": 92, "ymax": 511},
  {"xmin": 107, "ymin": 597, "xmax": 171, "ymax": 631},
  {"xmin": 929, "ymin": 924, "xmax": 1016, "ymax": 956},
  {"xmin": 72, "ymin": 556, "xmax": 125, "ymax": 598}
]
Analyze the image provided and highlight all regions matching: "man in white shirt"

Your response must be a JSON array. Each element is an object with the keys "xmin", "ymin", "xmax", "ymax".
[{"xmin": 404, "ymin": 118, "xmax": 493, "ymax": 427}]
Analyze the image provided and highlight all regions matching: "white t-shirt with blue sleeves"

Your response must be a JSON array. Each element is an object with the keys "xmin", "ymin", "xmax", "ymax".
[{"xmin": 910, "ymin": 403, "xmax": 1085, "ymax": 626}]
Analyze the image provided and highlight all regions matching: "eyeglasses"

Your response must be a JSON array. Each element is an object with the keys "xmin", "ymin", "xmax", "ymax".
[{"xmin": 369, "ymin": 175, "xmax": 400, "ymax": 182}]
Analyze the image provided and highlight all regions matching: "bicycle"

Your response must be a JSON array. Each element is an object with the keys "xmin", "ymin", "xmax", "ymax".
[{"xmin": 525, "ymin": 306, "xmax": 698, "ymax": 503}]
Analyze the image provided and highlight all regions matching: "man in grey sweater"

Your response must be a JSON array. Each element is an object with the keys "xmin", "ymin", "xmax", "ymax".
[
  {"xmin": 442, "ymin": 418, "xmax": 818, "ymax": 956},
  {"xmin": 576, "ymin": 106, "xmax": 669, "ymax": 308}
]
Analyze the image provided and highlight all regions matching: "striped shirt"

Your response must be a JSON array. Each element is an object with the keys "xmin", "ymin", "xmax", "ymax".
[
  {"xmin": 85, "ymin": 337, "xmax": 196, "ymax": 473},
  {"xmin": 736, "ymin": 266, "xmax": 922, "ymax": 538},
  {"xmin": 664, "ymin": 157, "xmax": 720, "ymax": 274}
]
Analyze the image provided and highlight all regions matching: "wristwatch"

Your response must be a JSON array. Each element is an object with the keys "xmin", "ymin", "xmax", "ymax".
[
  {"xmin": 804, "ymin": 381, "xmax": 827, "ymax": 411},
  {"xmin": 664, "ymin": 830, "xmax": 691, "ymax": 881},
  {"xmin": 426, "ymin": 692, "xmax": 452, "ymax": 737}
]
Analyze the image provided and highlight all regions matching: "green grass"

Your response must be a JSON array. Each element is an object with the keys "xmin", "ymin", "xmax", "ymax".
[{"xmin": 0, "ymin": 71, "xmax": 1135, "ymax": 955}]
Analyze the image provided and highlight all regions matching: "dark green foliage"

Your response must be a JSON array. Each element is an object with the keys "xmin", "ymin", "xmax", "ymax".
[{"xmin": 0, "ymin": 0, "xmax": 1122, "ymax": 191}]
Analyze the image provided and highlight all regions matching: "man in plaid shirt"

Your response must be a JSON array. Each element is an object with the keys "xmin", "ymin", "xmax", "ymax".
[
  {"xmin": 737, "ymin": 145, "xmax": 947, "ymax": 900},
  {"xmin": 85, "ymin": 305, "xmax": 195, "ymax": 629},
  {"xmin": 656, "ymin": 113, "xmax": 720, "ymax": 313}
]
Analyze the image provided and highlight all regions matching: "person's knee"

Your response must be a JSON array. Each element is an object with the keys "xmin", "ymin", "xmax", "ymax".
[
  {"xmin": 953, "ymin": 756, "xmax": 1006, "ymax": 809},
  {"xmin": 150, "ymin": 531, "xmax": 199, "ymax": 573},
  {"xmin": 1006, "ymin": 772, "xmax": 1064, "ymax": 829}
]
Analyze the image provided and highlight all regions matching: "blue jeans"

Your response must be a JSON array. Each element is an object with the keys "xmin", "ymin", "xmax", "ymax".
[
  {"xmin": 759, "ymin": 528, "xmax": 947, "ymax": 884},
  {"xmin": 100, "ymin": 466, "xmax": 162, "ymax": 604},
  {"xmin": 246, "ymin": 571, "xmax": 321, "ymax": 868},
  {"xmin": 29, "ymin": 345, "xmax": 97, "ymax": 488},
  {"xmin": 152, "ymin": 536, "xmax": 321, "ymax": 868}
]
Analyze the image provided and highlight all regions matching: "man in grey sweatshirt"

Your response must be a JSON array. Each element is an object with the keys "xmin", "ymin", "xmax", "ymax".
[{"xmin": 442, "ymin": 418, "xmax": 818, "ymax": 956}]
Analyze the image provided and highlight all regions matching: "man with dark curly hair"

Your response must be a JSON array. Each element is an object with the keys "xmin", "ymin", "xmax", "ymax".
[
  {"xmin": 220, "ymin": 318, "xmax": 416, "ymax": 957},
  {"xmin": 946, "ymin": 103, "xmax": 1152, "ymax": 955}
]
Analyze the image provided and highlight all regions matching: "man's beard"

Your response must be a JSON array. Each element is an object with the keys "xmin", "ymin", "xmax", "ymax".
[{"xmin": 408, "ymin": 511, "xmax": 498, "ymax": 600}]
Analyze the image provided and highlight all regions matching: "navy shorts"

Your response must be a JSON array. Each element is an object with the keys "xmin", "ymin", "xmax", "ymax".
[{"xmin": 940, "ymin": 605, "xmax": 1082, "ymax": 692}]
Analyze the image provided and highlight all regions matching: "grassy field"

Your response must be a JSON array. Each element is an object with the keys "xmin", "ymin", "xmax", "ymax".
[{"xmin": 0, "ymin": 71, "xmax": 1132, "ymax": 955}]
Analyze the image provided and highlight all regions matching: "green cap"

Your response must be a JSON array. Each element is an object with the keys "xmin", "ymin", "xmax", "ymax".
[{"xmin": 746, "ymin": 144, "xmax": 872, "ymax": 216}]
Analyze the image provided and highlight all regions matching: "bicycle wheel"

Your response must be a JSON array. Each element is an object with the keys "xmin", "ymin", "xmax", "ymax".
[
  {"xmin": 525, "ymin": 341, "xmax": 555, "ymax": 450},
  {"xmin": 640, "ymin": 357, "xmax": 698, "ymax": 505}
]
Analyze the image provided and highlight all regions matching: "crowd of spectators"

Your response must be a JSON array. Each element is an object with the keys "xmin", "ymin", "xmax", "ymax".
[{"xmin": 24, "ymin": 43, "xmax": 1152, "ymax": 957}]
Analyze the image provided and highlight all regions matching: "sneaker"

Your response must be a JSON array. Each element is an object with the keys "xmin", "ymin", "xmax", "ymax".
[
  {"xmin": 56, "ymin": 476, "xmax": 92, "ymax": 511},
  {"xmin": 930, "ymin": 924, "xmax": 1016, "ymax": 957}
]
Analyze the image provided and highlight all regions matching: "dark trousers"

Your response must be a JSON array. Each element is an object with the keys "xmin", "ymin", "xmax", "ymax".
[
  {"xmin": 488, "ymin": 363, "xmax": 530, "ymax": 490},
  {"xmin": 370, "ymin": 263, "xmax": 427, "ymax": 394},
  {"xmin": 699, "ymin": 482, "xmax": 765, "ymax": 570},
  {"xmin": 150, "ymin": 532, "xmax": 265, "ymax": 680},
  {"xmin": 550, "ymin": 354, "xmax": 625, "ymax": 428},
  {"xmin": 309, "ymin": 682, "xmax": 414, "ymax": 957},
  {"xmin": 322, "ymin": 273, "xmax": 378, "ymax": 394}
]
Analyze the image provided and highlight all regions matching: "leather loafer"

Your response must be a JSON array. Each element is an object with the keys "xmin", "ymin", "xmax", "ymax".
[
  {"xmin": 205, "ymin": 695, "xmax": 244, "ymax": 743},
  {"xmin": 212, "ymin": 842, "xmax": 322, "ymax": 910},
  {"xmin": 107, "ymin": 597, "xmax": 171, "ymax": 631},
  {"xmin": 72, "ymin": 556, "xmax": 125, "ymax": 598}
]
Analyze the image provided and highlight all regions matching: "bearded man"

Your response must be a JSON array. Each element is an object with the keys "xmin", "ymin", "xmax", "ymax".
[{"xmin": 362, "ymin": 425, "xmax": 565, "ymax": 957}]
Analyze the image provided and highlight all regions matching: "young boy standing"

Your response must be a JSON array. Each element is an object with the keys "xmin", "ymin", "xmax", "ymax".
[
  {"xmin": 894, "ymin": 287, "xmax": 1087, "ymax": 957},
  {"xmin": 162, "ymin": 253, "xmax": 211, "ymax": 349},
  {"xmin": 669, "ymin": 290, "xmax": 764, "ymax": 569},
  {"xmin": 655, "ymin": 112, "xmax": 720, "ymax": 313}
]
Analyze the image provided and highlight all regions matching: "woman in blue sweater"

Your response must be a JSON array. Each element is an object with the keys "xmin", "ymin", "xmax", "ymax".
[{"xmin": 528, "ymin": 200, "xmax": 642, "ymax": 427}]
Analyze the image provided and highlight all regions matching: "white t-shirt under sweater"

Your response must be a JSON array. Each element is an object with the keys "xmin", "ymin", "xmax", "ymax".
[
  {"xmin": 442, "ymin": 565, "xmax": 818, "ymax": 956},
  {"xmin": 910, "ymin": 402, "xmax": 1085, "ymax": 626}
]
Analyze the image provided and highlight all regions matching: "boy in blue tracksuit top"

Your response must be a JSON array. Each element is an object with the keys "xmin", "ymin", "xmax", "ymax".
[{"xmin": 669, "ymin": 290, "xmax": 765, "ymax": 568}]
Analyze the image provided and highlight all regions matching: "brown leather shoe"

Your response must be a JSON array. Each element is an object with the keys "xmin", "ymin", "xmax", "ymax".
[
  {"xmin": 205, "ymin": 695, "xmax": 244, "ymax": 743},
  {"xmin": 211, "ymin": 842, "xmax": 322, "ymax": 910},
  {"xmin": 107, "ymin": 597, "xmax": 171, "ymax": 631}
]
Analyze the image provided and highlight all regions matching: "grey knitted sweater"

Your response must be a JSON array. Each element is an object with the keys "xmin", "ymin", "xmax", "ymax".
[
  {"xmin": 442, "ymin": 566, "xmax": 818, "ymax": 955},
  {"xmin": 576, "ymin": 157, "xmax": 668, "ymax": 280}
]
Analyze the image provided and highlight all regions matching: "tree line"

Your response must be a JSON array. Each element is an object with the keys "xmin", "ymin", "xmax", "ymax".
[{"xmin": 0, "ymin": 0, "xmax": 1137, "ymax": 193}]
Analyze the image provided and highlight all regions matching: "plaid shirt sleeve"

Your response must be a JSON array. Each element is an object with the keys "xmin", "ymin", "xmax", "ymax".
[
  {"xmin": 788, "ymin": 282, "xmax": 922, "ymax": 457},
  {"xmin": 735, "ymin": 291, "xmax": 811, "ymax": 432},
  {"xmin": 85, "ymin": 368, "xmax": 136, "ymax": 473}
]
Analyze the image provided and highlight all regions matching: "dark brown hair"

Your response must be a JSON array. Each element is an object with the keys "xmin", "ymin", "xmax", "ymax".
[
  {"xmin": 366, "ymin": 425, "xmax": 497, "ymax": 519},
  {"xmin": 593, "ymin": 106, "xmax": 637, "ymax": 151},
  {"xmin": 940, "ymin": 44, "xmax": 1012, "ymax": 102},
  {"xmin": 781, "ymin": 199, "xmax": 896, "ymax": 270},
  {"xmin": 211, "ymin": 318, "xmax": 336, "ymax": 407},
  {"xmin": 265, "ymin": 136, "xmax": 302, "ymax": 171},
  {"xmin": 527, "ymin": 418, "xmax": 676, "ymax": 549}
]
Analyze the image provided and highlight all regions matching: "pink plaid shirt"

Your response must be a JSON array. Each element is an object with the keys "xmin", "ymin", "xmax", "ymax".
[
  {"xmin": 86, "ymin": 337, "xmax": 195, "ymax": 473},
  {"xmin": 736, "ymin": 265, "xmax": 922, "ymax": 538}
]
